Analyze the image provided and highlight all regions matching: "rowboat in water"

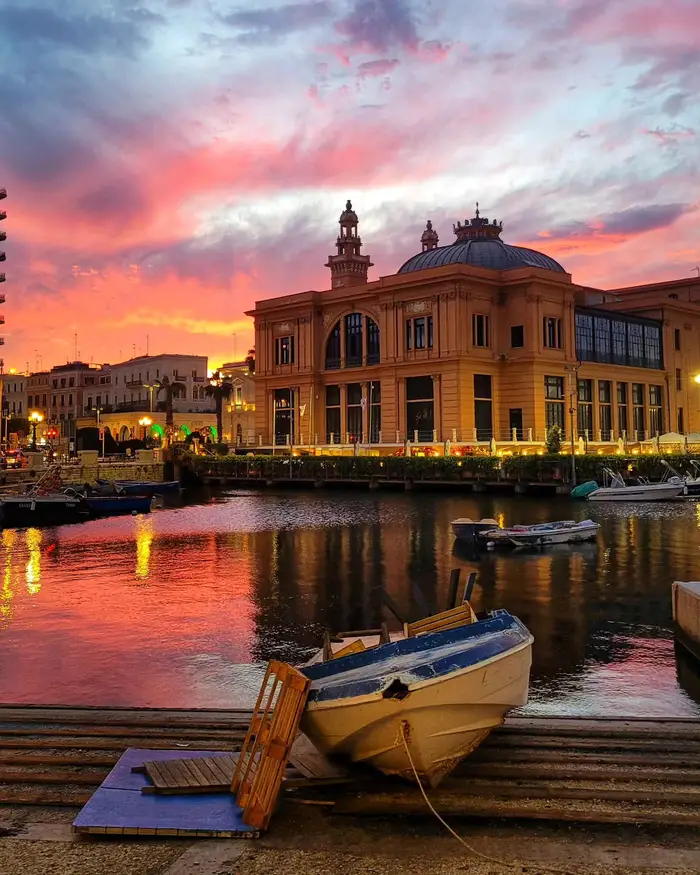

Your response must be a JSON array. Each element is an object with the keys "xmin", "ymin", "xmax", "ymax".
[
  {"xmin": 300, "ymin": 600, "xmax": 533, "ymax": 788},
  {"xmin": 481, "ymin": 519, "xmax": 600, "ymax": 548}
]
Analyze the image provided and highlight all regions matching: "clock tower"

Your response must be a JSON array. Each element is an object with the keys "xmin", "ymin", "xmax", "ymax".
[{"xmin": 325, "ymin": 200, "xmax": 373, "ymax": 289}]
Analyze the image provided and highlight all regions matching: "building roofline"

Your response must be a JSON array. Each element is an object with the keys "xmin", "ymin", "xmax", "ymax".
[
  {"xmin": 607, "ymin": 276, "xmax": 700, "ymax": 294},
  {"xmin": 109, "ymin": 353, "xmax": 208, "ymax": 368}
]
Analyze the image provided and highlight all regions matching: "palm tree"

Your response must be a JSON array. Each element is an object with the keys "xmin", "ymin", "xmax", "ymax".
[
  {"xmin": 204, "ymin": 371, "xmax": 233, "ymax": 444},
  {"xmin": 154, "ymin": 376, "xmax": 186, "ymax": 432},
  {"xmin": 244, "ymin": 348, "xmax": 255, "ymax": 374}
]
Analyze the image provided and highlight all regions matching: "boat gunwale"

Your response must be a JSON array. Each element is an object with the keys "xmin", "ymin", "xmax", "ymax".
[{"xmin": 303, "ymin": 636, "xmax": 533, "ymax": 712}]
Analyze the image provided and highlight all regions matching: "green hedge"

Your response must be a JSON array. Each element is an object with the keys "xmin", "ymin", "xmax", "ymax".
[{"xmin": 186, "ymin": 452, "xmax": 697, "ymax": 484}]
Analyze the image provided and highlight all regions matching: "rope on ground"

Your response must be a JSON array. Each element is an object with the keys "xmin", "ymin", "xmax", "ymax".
[{"xmin": 398, "ymin": 720, "xmax": 578, "ymax": 875}]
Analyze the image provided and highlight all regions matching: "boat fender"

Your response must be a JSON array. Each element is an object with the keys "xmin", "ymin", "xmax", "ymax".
[{"xmin": 382, "ymin": 678, "xmax": 410, "ymax": 700}]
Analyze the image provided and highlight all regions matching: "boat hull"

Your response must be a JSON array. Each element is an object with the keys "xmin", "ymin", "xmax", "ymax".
[
  {"xmin": 587, "ymin": 483, "xmax": 683, "ymax": 501},
  {"xmin": 0, "ymin": 496, "xmax": 90, "ymax": 528},
  {"xmin": 86, "ymin": 496, "xmax": 152, "ymax": 516},
  {"xmin": 115, "ymin": 481, "xmax": 180, "ymax": 496},
  {"xmin": 482, "ymin": 521, "xmax": 599, "ymax": 548},
  {"xmin": 301, "ymin": 615, "xmax": 533, "ymax": 787}
]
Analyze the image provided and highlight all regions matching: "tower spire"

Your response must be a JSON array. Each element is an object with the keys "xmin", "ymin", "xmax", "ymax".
[
  {"xmin": 325, "ymin": 200, "xmax": 373, "ymax": 289},
  {"xmin": 452, "ymin": 203, "xmax": 503, "ymax": 242}
]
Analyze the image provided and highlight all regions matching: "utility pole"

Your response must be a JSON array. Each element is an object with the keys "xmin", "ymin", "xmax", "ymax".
[{"xmin": 564, "ymin": 363, "xmax": 581, "ymax": 487}]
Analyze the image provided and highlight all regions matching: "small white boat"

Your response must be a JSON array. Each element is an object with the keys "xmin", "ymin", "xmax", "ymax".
[
  {"xmin": 300, "ymin": 607, "xmax": 533, "ymax": 788},
  {"xmin": 587, "ymin": 468, "xmax": 684, "ymax": 502},
  {"xmin": 481, "ymin": 519, "xmax": 599, "ymax": 548}
]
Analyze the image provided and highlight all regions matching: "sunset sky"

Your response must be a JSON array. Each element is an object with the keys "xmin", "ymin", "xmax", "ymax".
[{"xmin": 1, "ymin": 0, "xmax": 698, "ymax": 371}]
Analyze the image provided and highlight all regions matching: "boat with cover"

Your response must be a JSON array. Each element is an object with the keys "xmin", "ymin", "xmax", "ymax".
[
  {"xmin": 587, "ymin": 468, "xmax": 684, "ymax": 501},
  {"xmin": 481, "ymin": 519, "xmax": 599, "ymax": 548},
  {"xmin": 113, "ymin": 480, "xmax": 181, "ymax": 496},
  {"xmin": 300, "ymin": 592, "xmax": 533, "ymax": 788},
  {"xmin": 0, "ymin": 466, "xmax": 92, "ymax": 528},
  {"xmin": 451, "ymin": 518, "xmax": 499, "ymax": 542}
]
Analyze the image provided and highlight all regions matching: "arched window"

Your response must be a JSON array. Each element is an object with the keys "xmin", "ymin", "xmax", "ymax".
[
  {"xmin": 325, "ymin": 322, "xmax": 341, "ymax": 370},
  {"xmin": 345, "ymin": 313, "xmax": 363, "ymax": 367},
  {"xmin": 367, "ymin": 317, "xmax": 380, "ymax": 364}
]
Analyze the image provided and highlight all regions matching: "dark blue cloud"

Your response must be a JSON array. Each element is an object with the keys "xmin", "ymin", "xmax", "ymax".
[
  {"xmin": 335, "ymin": 0, "xmax": 419, "ymax": 53},
  {"xmin": 220, "ymin": 1, "xmax": 333, "ymax": 44}
]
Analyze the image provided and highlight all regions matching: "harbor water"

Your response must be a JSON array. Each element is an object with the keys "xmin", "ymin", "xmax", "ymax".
[{"xmin": 0, "ymin": 490, "xmax": 699, "ymax": 716}]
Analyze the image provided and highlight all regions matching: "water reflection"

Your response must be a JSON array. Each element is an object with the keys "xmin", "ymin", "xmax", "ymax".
[{"xmin": 0, "ymin": 491, "xmax": 699, "ymax": 715}]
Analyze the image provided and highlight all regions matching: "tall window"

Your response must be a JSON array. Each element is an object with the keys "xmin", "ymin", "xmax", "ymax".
[
  {"xmin": 598, "ymin": 380, "xmax": 612, "ymax": 441},
  {"xmin": 676, "ymin": 368, "xmax": 682, "ymax": 391},
  {"xmin": 577, "ymin": 379, "xmax": 593, "ymax": 438},
  {"xmin": 594, "ymin": 317, "xmax": 612, "ymax": 362},
  {"xmin": 367, "ymin": 317, "xmax": 380, "ymax": 364},
  {"xmin": 543, "ymin": 317, "xmax": 562, "ymax": 349},
  {"xmin": 628, "ymin": 324, "xmax": 644, "ymax": 366},
  {"xmin": 369, "ymin": 381, "xmax": 381, "ymax": 442},
  {"xmin": 345, "ymin": 314, "xmax": 363, "ymax": 367},
  {"xmin": 406, "ymin": 376, "xmax": 434, "ymax": 440},
  {"xmin": 325, "ymin": 385, "xmax": 341, "ymax": 442},
  {"xmin": 325, "ymin": 323, "xmax": 341, "ymax": 369},
  {"xmin": 644, "ymin": 325, "xmax": 661, "ymax": 368},
  {"xmin": 678, "ymin": 408, "xmax": 685, "ymax": 434},
  {"xmin": 544, "ymin": 376, "xmax": 565, "ymax": 434},
  {"xmin": 346, "ymin": 383, "xmax": 363, "ymax": 441},
  {"xmin": 474, "ymin": 375, "xmax": 493, "ymax": 441},
  {"xmin": 612, "ymin": 320, "xmax": 627, "ymax": 362},
  {"xmin": 472, "ymin": 314, "xmax": 490, "ymax": 348},
  {"xmin": 510, "ymin": 325, "xmax": 524, "ymax": 348},
  {"xmin": 274, "ymin": 335, "xmax": 295, "ymax": 366},
  {"xmin": 406, "ymin": 316, "xmax": 434, "ymax": 351},
  {"xmin": 674, "ymin": 328, "xmax": 681, "ymax": 351},
  {"xmin": 649, "ymin": 385, "xmax": 663, "ymax": 437},
  {"xmin": 632, "ymin": 383, "xmax": 645, "ymax": 439},
  {"xmin": 274, "ymin": 388, "xmax": 294, "ymax": 444},
  {"xmin": 575, "ymin": 314, "xmax": 594, "ymax": 360}
]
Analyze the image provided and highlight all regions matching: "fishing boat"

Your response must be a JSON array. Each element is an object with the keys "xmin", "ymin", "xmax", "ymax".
[
  {"xmin": 0, "ymin": 493, "xmax": 91, "ymax": 528},
  {"xmin": 112, "ymin": 480, "xmax": 181, "ymax": 497},
  {"xmin": 481, "ymin": 519, "xmax": 599, "ymax": 548},
  {"xmin": 681, "ymin": 460, "xmax": 700, "ymax": 497},
  {"xmin": 587, "ymin": 468, "xmax": 684, "ymax": 501},
  {"xmin": 300, "ymin": 596, "xmax": 533, "ymax": 788},
  {"xmin": 84, "ymin": 495, "xmax": 153, "ymax": 517}
]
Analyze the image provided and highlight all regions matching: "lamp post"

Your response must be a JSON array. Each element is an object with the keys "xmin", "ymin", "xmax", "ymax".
[
  {"xmin": 138, "ymin": 416, "xmax": 152, "ymax": 442},
  {"xmin": 143, "ymin": 383, "xmax": 156, "ymax": 413},
  {"xmin": 29, "ymin": 411, "xmax": 43, "ymax": 451}
]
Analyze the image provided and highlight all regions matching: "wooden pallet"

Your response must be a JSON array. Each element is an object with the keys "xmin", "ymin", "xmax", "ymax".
[
  {"xmin": 134, "ymin": 754, "xmax": 237, "ymax": 794},
  {"xmin": 231, "ymin": 661, "xmax": 310, "ymax": 830}
]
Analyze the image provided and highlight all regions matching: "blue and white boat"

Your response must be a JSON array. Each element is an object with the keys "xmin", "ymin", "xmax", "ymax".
[
  {"xmin": 300, "ymin": 609, "xmax": 533, "ymax": 787},
  {"xmin": 114, "ymin": 480, "xmax": 181, "ymax": 497},
  {"xmin": 85, "ymin": 495, "xmax": 153, "ymax": 517}
]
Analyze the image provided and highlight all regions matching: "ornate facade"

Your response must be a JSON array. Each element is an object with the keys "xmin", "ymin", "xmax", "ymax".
[{"xmin": 248, "ymin": 202, "xmax": 700, "ymax": 451}]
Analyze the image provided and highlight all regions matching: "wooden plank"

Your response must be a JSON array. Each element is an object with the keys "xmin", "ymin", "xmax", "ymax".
[
  {"xmin": 0, "ymin": 727, "xmax": 244, "ymax": 740},
  {"xmin": 0, "ymin": 769, "xmax": 105, "ymax": 786},
  {"xmin": 483, "ymin": 735, "xmax": 700, "ymax": 752},
  {"xmin": 0, "ymin": 738, "xmax": 235, "ymax": 751},
  {"xmin": 0, "ymin": 789, "xmax": 91, "ymax": 806},
  {"xmin": 459, "ymin": 762, "xmax": 700, "ymax": 784},
  {"xmin": 289, "ymin": 734, "xmax": 349, "ymax": 781},
  {"xmin": 332, "ymin": 640, "xmax": 366, "ymax": 660}
]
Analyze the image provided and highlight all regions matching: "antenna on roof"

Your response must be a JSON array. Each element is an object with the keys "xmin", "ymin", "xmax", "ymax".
[{"xmin": 692, "ymin": 267, "xmax": 700, "ymax": 277}]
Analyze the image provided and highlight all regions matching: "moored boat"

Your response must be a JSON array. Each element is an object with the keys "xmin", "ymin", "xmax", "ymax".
[
  {"xmin": 451, "ymin": 517, "xmax": 499, "ymax": 542},
  {"xmin": 0, "ymin": 494, "xmax": 91, "ymax": 528},
  {"xmin": 113, "ymin": 480, "xmax": 181, "ymax": 497},
  {"xmin": 587, "ymin": 469, "xmax": 684, "ymax": 501},
  {"xmin": 300, "ymin": 606, "xmax": 533, "ymax": 788},
  {"xmin": 85, "ymin": 495, "xmax": 153, "ymax": 517},
  {"xmin": 481, "ymin": 519, "xmax": 599, "ymax": 548}
]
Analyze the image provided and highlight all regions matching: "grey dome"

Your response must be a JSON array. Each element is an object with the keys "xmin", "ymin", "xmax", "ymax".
[{"xmin": 397, "ymin": 238, "xmax": 566, "ymax": 274}]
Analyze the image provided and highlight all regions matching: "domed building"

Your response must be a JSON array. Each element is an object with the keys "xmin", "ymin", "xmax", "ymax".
[{"xmin": 248, "ymin": 201, "xmax": 700, "ymax": 452}]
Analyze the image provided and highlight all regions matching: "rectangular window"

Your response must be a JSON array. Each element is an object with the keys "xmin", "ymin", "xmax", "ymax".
[
  {"xmin": 42, "ymin": 394, "xmax": 46, "ymax": 405},
  {"xmin": 676, "ymin": 368, "xmax": 682, "ymax": 391},
  {"xmin": 674, "ymin": 328, "xmax": 681, "ymax": 351},
  {"xmin": 472, "ymin": 314, "xmax": 490, "ymax": 348},
  {"xmin": 649, "ymin": 385, "xmax": 663, "ymax": 436},
  {"xmin": 415, "ymin": 317, "xmax": 426, "ymax": 350},
  {"xmin": 628, "ymin": 324, "xmax": 644, "ymax": 365},
  {"xmin": 598, "ymin": 380, "xmax": 612, "ymax": 440},
  {"xmin": 60, "ymin": 394, "xmax": 65, "ymax": 406},
  {"xmin": 345, "ymin": 313, "xmax": 363, "ymax": 367},
  {"xmin": 427, "ymin": 316, "xmax": 434, "ymax": 350},
  {"xmin": 510, "ymin": 325, "xmax": 524, "ymax": 348},
  {"xmin": 406, "ymin": 376, "xmax": 434, "ymax": 440},
  {"xmin": 575, "ymin": 313, "xmax": 594, "ymax": 360},
  {"xmin": 543, "ymin": 317, "xmax": 562, "ymax": 349},
  {"xmin": 406, "ymin": 316, "xmax": 434, "ymax": 351},
  {"xmin": 678, "ymin": 407, "xmax": 685, "ymax": 434},
  {"xmin": 69, "ymin": 377, "xmax": 74, "ymax": 387},
  {"xmin": 644, "ymin": 325, "xmax": 661, "ymax": 368},
  {"xmin": 594, "ymin": 317, "xmax": 611, "ymax": 362},
  {"xmin": 68, "ymin": 394, "xmax": 73, "ymax": 405},
  {"xmin": 346, "ymin": 382, "xmax": 363, "ymax": 441},
  {"xmin": 632, "ymin": 383, "xmax": 645, "ymax": 439},
  {"xmin": 369, "ymin": 381, "xmax": 381, "ymax": 443},
  {"xmin": 405, "ymin": 319, "xmax": 412, "ymax": 351},
  {"xmin": 274, "ymin": 335, "xmax": 295, "ymax": 366},
  {"xmin": 577, "ymin": 379, "xmax": 593, "ymax": 438},
  {"xmin": 96, "ymin": 395, "xmax": 101, "ymax": 407},
  {"xmin": 325, "ymin": 385, "xmax": 341, "ymax": 442},
  {"xmin": 61, "ymin": 378, "xmax": 66, "ymax": 388},
  {"xmin": 544, "ymin": 376, "xmax": 565, "ymax": 435},
  {"xmin": 612, "ymin": 320, "xmax": 627, "ymax": 362},
  {"xmin": 366, "ymin": 316, "xmax": 381, "ymax": 364},
  {"xmin": 474, "ymin": 375, "xmax": 493, "ymax": 441}
]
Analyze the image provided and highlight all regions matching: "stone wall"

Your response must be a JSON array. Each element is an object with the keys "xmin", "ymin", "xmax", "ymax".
[{"xmin": 60, "ymin": 461, "xmax": 165, "ymax": 485}]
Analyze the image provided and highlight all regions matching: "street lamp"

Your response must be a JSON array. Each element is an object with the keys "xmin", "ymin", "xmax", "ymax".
[
  {"xmin": 138, "ymin": 416, "xmax": 152, "ymax": 441},
  {"xmin": 29, "ymin": 411, "xmax": 43, "ymax": 450}
]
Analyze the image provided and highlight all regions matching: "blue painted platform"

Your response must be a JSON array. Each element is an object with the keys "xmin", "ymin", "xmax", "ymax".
[{"xmin": 73, "ymin": 748, "xmax": 258, "ymax": 838}]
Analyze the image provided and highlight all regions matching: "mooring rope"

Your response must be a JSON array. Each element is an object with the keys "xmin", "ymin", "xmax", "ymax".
[{"xmin": 398, "ymin": 720, "xmax": 578, "ymax": 875}]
